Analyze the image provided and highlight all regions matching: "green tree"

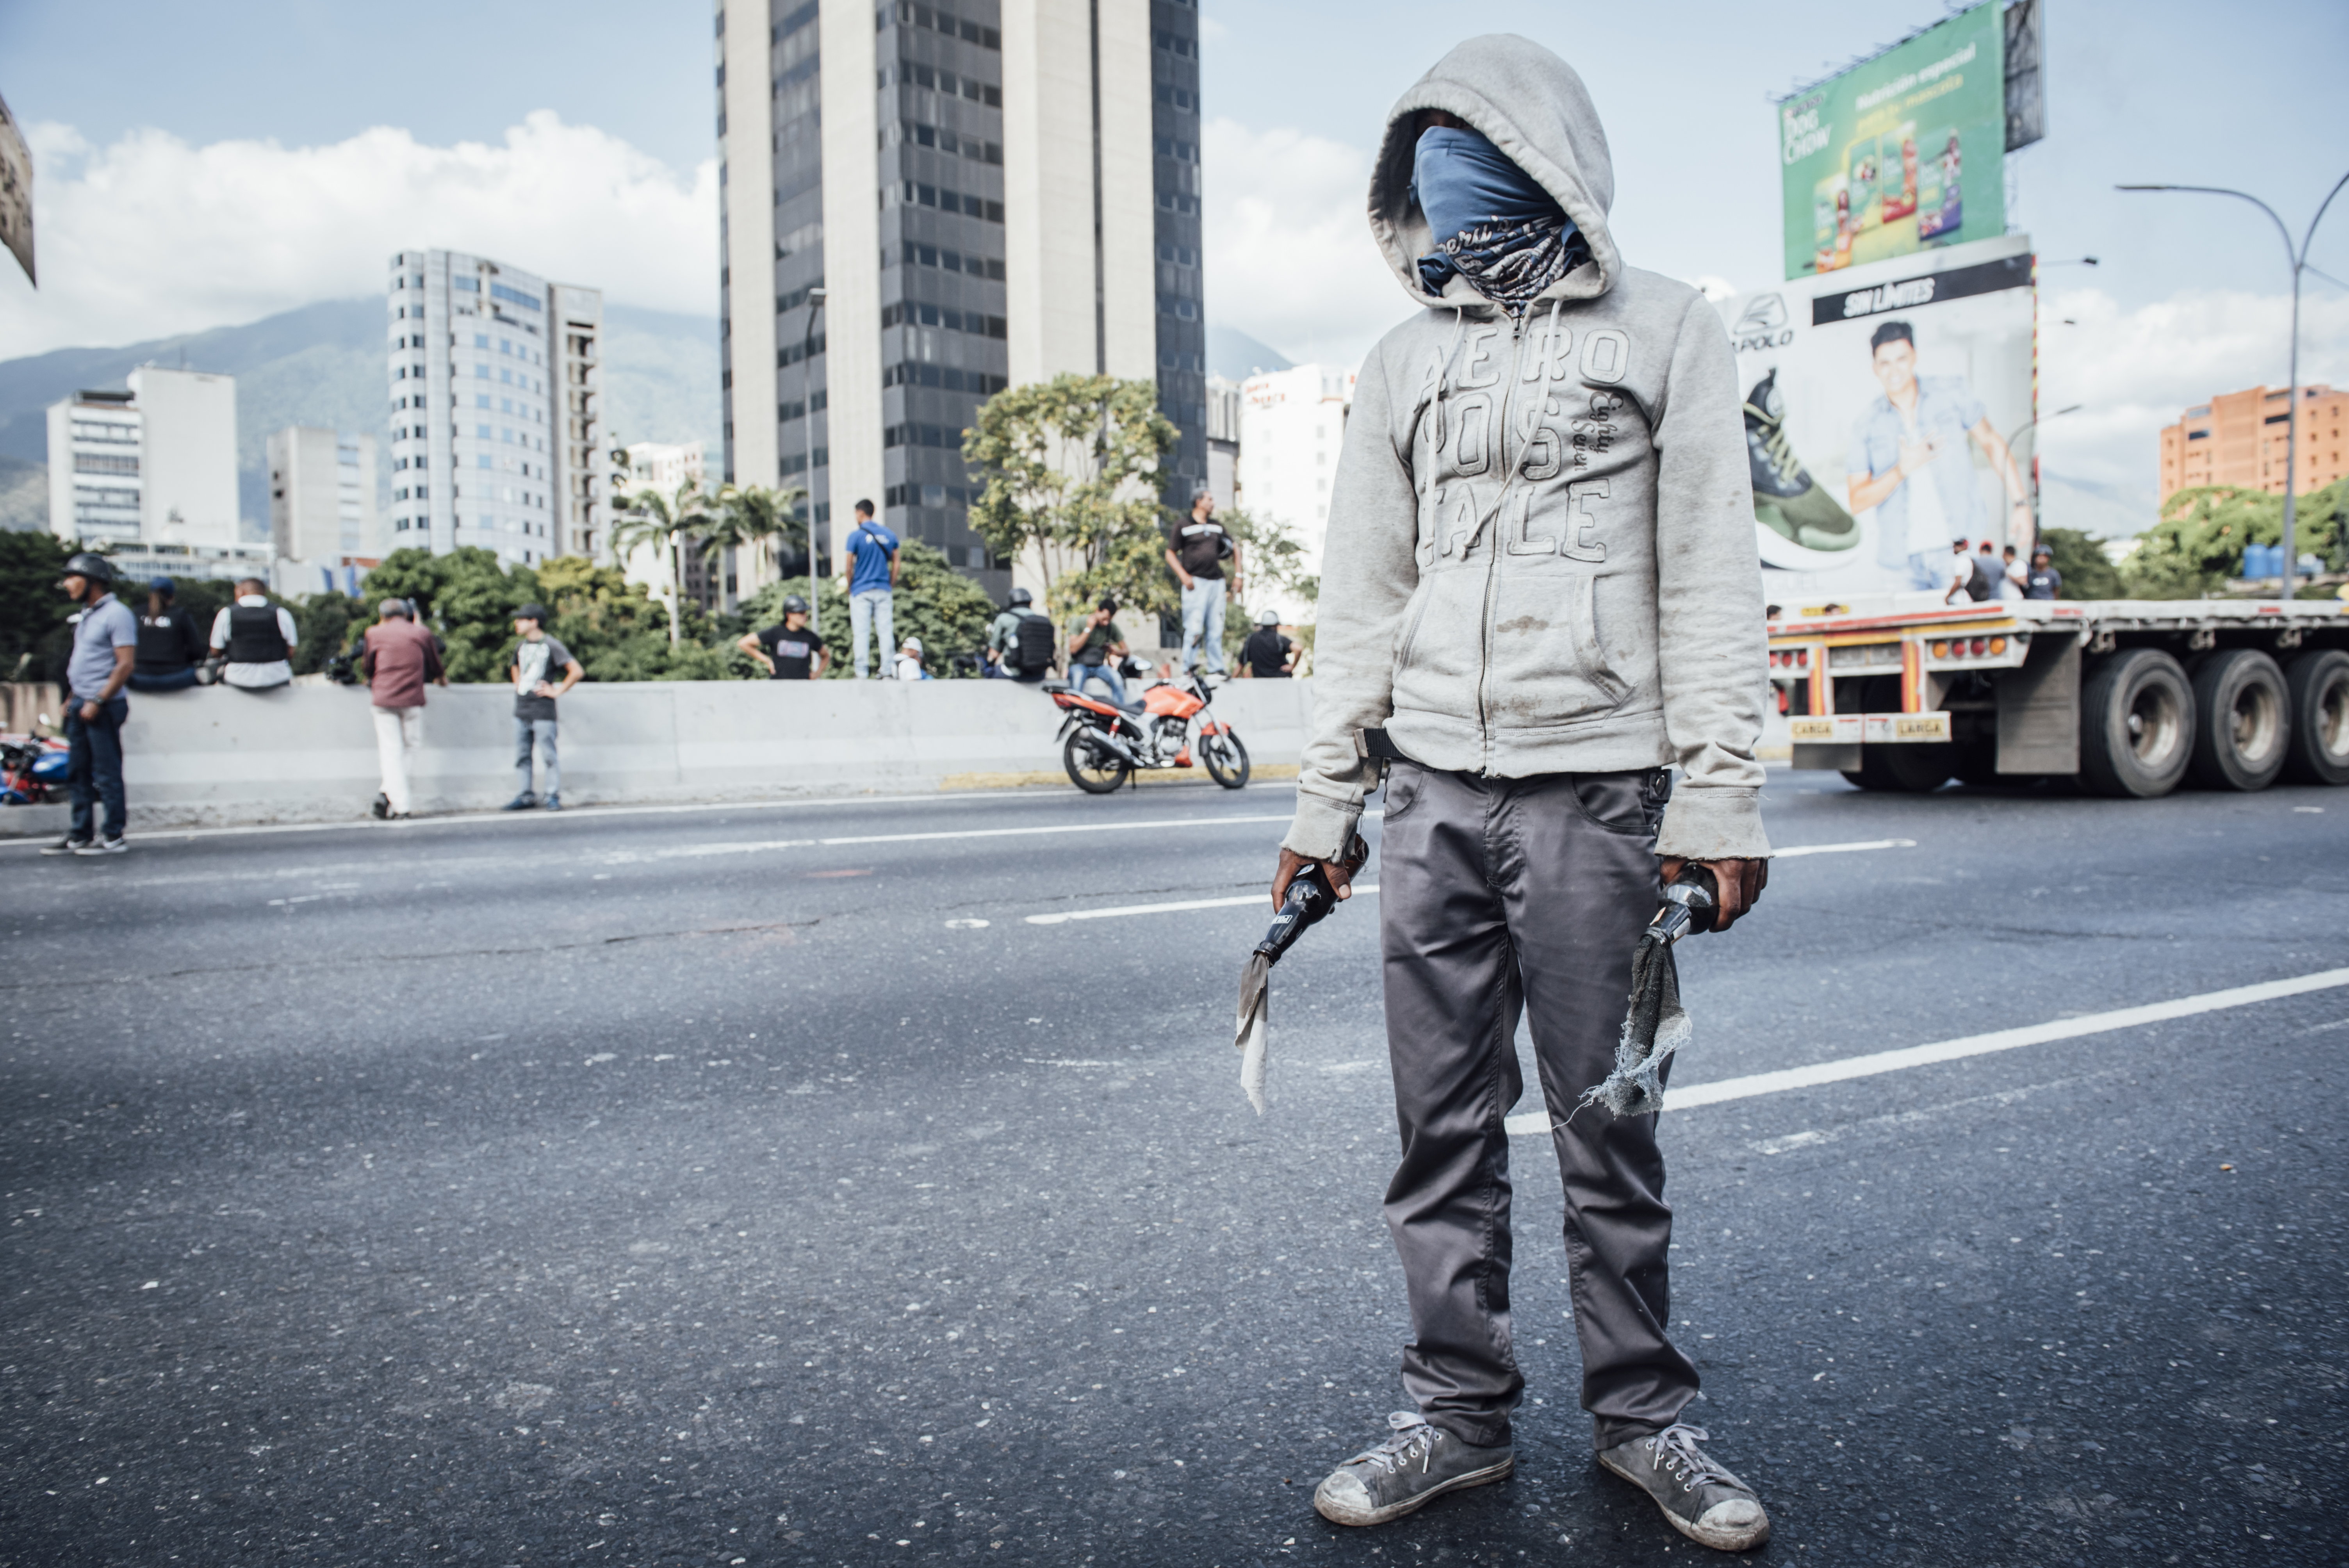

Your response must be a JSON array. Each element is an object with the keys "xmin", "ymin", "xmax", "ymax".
[
  {"xmin": 702, "ymin": 483, "xmax": 800, "ymax": 613},
  {"xmin": 361, "ymin": 546, "xmax": 545, "ymax": 682},
  {"xmin": 534, "ymin": 556, "xmax": 743, "ymax": 681},
  {"xmin": 738, "ymin": 538, "xmax": 995, "ymax": 676},
  {"xmin": 0, "ymin": 531, "xmax": 77, "ymax": 683},
  {"xmin": 611, "ymin": 481, "xmax": 715, "ymax": 643},
  {"xmin": 2121, "ymin": 481, "xmax": 2345, "ymax": 599},
  {"xmin": 964, "ymin": 374, "xmax": 1178, "ymax": 620},
  {"xmin": 2035, "ymin": 527, "xmax": 2123, "ymax": 601}
]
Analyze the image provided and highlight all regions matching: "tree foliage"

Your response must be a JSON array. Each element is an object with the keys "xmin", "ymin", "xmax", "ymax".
[
  {"xmin": 0, "ymin": 530, "xmax": 75, "ymax": 684},
  {"xmin": 2119, "ymin": 481, "xmax": 2347, "ymax": 599},
  {"xmin": 2035, "ymin": 527, "xmax": 2122, "ymax": 601},
  {"xmin": 963, "ymin": 374, "xmax": 1178, "ymax": 620},
  {"xmin": 737, "ymin": 538, "xmax": 997, "ymax": 676},
  {"xmin": 610, "ymin": 481, "xmax": 716, "ymax": 642}
]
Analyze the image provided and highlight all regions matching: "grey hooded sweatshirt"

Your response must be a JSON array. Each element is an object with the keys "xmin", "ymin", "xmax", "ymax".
[{"xmin": 1282, "ymin": 36, "xmax": 1772, "ymax": 866}]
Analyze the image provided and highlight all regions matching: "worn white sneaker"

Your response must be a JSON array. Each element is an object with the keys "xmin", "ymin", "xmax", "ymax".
[
  {"xmin": 1312, "ymin": 1412, "xmax": 1514, "ymax": 1527},
  {"xmin": 1597, "ymin": 1423, "xmax": 1770, "ymax": 1552},
  {"xmin": 74, "ymin": 836, "xmax": 128, "ymax": 856}
]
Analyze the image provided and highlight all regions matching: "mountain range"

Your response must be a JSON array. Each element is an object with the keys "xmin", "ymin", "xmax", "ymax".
[{"xmin": 0, "ymin": 298, "xmax": 722, "ymax": 535}]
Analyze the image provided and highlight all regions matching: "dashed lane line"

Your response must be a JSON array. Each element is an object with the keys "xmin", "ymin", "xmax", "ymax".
[{"xmin": 1502, "ymin": 965, "xmax": 2349, "ymax": 1135}]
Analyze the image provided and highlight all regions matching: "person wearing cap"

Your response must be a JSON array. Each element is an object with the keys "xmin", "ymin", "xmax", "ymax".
[
  {"xmin": 362, "ymin": 598, "xmax": 446, "ymax": 820},
  {"xmin": 42, "ymin": 552, "xmax": 138, "ymax": 856},
  {"xmin": 502, "ymin": 604, "xmax": 581, "ymax": 812},
  {"xmin": 207, "ymin": 577, "xmax": 299, "ymax": 690},
  {"xmin": 1238, "ymin": 607, "xmax": 1297, "ymax": 679},
  {"xmin": 2023, "ymin": 545, "xmax": 2062, "ymax": 600},
  {"xmin": 1066, "ymin": 595, "xmax": 1131, "ymax": 706},
  {"xmin": 893, "ymin": 634, "xmax": 932, "ymax": 681},
  {"xmin": 740, "ymin": 594, "xmax": 830, "ymax": 679},
  {"xmin": 985, "ymin": 586, "xmax": 1056, "ymax": 682},
  {"xmin": 129, "ymin": 577, "xmax": 205, "ymax": 692}
]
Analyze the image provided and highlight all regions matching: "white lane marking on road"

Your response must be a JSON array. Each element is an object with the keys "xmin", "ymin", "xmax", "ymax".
[
  {"xmin": 1502, "ymin": 966, "xmax": 2349, "ymax": 1133},
  {"xmin": 818, "ymin": 813, "xmax": 1294, "ymax": 848},
  {"xmin": 1026, "ymin": 886, "xmax": 1381, "ymax": 925},
  {"xmin": 1772, "ymin": 838, "xmax": 1916, "ymax": 857},
  {"xmin": 944, "ymin": 918, "xmax": 990, "ymax": 930}
]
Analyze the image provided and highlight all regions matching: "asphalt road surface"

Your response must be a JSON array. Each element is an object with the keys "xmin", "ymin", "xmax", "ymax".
[{"xmin": 4, "ymin": 768, "xmax": 2345, "ymax": 1568}]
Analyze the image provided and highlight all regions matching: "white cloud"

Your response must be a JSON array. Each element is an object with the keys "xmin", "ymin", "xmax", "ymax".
[
  {"xmin": 1202, "ymin": 117, "xmax": 1401, "ymax": 371},
  {"xmin": 2035, "ymin": 283, "xmax": 2349, "ymax": 534},
  {"xmin": 0, "ymin": 113, "xmax": 717, "ymax": 355}
]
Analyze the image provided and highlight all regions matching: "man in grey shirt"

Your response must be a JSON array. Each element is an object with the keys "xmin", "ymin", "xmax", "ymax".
[
  {"xmin": 44, "ymin": 552, "xmax": 139, "ymax": 855},
  {"xmin": 1845, "ymin": 319, "xmax": 2030, "ymax": 590}
]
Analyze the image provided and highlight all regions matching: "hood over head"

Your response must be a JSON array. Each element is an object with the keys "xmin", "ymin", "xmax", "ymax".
[{"xmin": 1370, "ymin": 36, "xmax": 1618, "ymax": 312}]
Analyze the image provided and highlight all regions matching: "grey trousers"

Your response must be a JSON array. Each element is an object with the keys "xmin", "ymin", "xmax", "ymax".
[
  {"xmin": 1377, "ymin": 761, "xmax": 1696, "ymax": 1452},
  {"xmin": 514, "ymin": 716, "xmax": 559, "ymax": 799}
]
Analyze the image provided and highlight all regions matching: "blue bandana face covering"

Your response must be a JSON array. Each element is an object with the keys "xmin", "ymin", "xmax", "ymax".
[{"xmin": 1410, "ymin": 125, "xmax": 1587, "ymax": 314}]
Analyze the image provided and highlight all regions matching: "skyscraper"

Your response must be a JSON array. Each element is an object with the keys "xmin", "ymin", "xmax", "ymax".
[
  {"xmin": 46, "ymin": 366, "xmax": 240, "ymax": 550},
  {"xmin": 715, "ymin": 0, "xmax": 1203, "ymax": 597},
  {"xmin": 385, "ymin": 250, "xmax": 604, "ymax": 567}
]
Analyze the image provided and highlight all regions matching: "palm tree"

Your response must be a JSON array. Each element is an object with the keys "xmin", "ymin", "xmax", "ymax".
[
  {"xmin": 706, "ymin": 483, "xmax": 803, "ymax": 613},
  {"xmin": 611, "ymin": 480, "xmax": 713, "ymax": 645}
]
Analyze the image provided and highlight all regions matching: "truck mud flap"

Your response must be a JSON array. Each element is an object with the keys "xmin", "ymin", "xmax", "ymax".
[{"xmin": 1996, "ymin": 635, "xmax": 2083, "ymax": 774}]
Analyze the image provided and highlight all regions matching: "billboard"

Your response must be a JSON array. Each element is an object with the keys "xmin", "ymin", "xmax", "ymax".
[
  {"xmin": 1777, "ymin": 2, "xmax": 2005, "ymax": 280},
  {"xmin": 1718, "ymin": 233, "xmax": 2035, "ymax": 604},
  {"xmin": 0, "ymin": 94, "xmax": 31, "ymax": 285}
]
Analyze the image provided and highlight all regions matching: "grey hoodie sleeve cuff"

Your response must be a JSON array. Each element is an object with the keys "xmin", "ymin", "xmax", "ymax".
[
  {"xmin": 1656, "ymin": 788, "xmax": 1772, "ymax": 861},
  {"xmin": 1282, "ymin": 791, "xmax": 1363, "ymax": 864}
]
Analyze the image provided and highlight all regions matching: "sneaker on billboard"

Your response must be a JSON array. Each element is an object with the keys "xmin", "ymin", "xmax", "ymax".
[{"xmin": 1744, "ymin": 369, "xmax": 1858, "ymax": 551}]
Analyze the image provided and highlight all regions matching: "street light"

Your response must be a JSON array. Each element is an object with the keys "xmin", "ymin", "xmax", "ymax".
[
  {"xmin": 2003, "ymin": 403, "xmax": 2085, "ymax": 547},
  {"xmin": 2119, "ymin": 174, "xmax": 2349, "ymax": 597},
  {"xmin": 800, "ymin": 287, "xmax": 827, "ymax": 636}
]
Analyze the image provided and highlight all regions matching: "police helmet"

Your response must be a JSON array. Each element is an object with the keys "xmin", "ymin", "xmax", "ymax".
[
  {"xmin": 782, "ymin": 594, "xmax": 811, "ymax": 615},
  {"xmin": 1008, "ymin": 587, "xmax": 1033, "ymax": 607},
  {"xmin": 62, "ymin": 551, "xmax": 113, "ymax": 584}
]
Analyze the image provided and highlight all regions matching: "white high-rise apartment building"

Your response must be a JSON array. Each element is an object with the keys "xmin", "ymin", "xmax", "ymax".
[
  {"xmin": 621, "ymin": 439, "xmax": 706, "ymax": 497},
  {"xmin": 1237, "ymin": 362, "xmax": 1354, "ymax": 598},
  {"xmin": 716, "ymin": 0, "xmax": 1207, "ymax": 599},
  {"xmin": 45, "ymin": 366, "xmax": 240, "ymax": 549},
  {"xmin": 267, "ymin": 426, "xmax": 381, "ymax": 567},
  {"xmin": 385, "ymin": 250, "xmax": 603, "ymax": 567}
]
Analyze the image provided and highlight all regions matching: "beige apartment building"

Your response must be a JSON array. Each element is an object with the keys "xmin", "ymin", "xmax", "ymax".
[{"xmin": 2159, "ymin": 383, "xmax": 2349, "ymax": 504}]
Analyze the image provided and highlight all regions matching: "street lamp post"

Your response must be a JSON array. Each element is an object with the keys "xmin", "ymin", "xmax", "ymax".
[
  {"xmin": 2119, "ymin": 174, "xmax": 2349, "ymax": 597},
  {"xmin": 2003, "ymin": 403, "xmax": 2085, "ymax": 549},
  {"xmin": 800, "ymin": 288, "xmax": 827, "ymax": 638}
]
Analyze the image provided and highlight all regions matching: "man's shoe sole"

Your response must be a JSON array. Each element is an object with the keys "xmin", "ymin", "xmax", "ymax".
[
  {"xmin": 1595, "ymin": 1449, "xmax": 1771, "ymax": 1553},
  {"xmin": 1311, "ymin": 1456, "xmax": 1513, "ymax": 1527}
]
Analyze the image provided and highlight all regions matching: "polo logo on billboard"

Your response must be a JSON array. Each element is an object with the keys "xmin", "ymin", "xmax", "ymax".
[{"xmin": 1732, "ymin": 294, "xmax": 1795, "ymax": 353}]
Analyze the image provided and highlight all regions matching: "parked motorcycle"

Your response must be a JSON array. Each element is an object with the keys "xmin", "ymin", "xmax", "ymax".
[
  {"xmin": 1050, "ymin": 665, "xmax": 1250, "ymax": 793},
  {"xmin": 1, "ymin": 722, "xmax": 70, "ymax": 805}
]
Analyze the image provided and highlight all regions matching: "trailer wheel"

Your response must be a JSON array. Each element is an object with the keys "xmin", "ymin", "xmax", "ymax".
[
  {"xmin": 2187, "ymin": 648, "xmax": 2289, "ymax": 791},
  {"xmin": 1841, "ymin": 742, "xmax": 1956, "ymax": 793},
  {"xmin": 2080, "ymin": 649, "xmax": 2194, "ymax": 798},
  {"xmin": 2281, "ymin": 649, "xmax": 2349, "ymax": 786}
]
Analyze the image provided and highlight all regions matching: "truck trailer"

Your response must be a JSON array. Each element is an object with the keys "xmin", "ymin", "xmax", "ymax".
[{"xmin": 1765, "ymin": 597, "xmax": 2349, "ymax": 796}]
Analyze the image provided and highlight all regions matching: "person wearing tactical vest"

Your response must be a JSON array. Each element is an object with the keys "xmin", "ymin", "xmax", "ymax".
[
  {"xmin": 984, "ymin": 587, "xmax": 1057, "ymax": 682},
  {"xmin": 130, "ymin": 577, "xmax": 206, "ymax": 691},
  {"xmin": 207, "ymin": 577, "xmax": 299, "ymax": 690}
]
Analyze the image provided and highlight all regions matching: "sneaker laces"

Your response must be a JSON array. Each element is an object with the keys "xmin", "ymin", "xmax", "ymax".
[
  {"xmin": 1742, "ymin": 403, "xmax": 1805, "ymax": 488},
  {"xmin": 1645, "ymin": 1424, "xmax": 1738, "ymax": 1493},
  {"xmin": 1353, "ymin": 1412, "xmax": 1442, "ymax": 1476}
]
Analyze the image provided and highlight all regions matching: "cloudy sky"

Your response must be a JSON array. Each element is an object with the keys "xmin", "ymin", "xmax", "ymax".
[{"xmin": 2, "ymin": 0, "xmax": 2344, "ymax": 529}]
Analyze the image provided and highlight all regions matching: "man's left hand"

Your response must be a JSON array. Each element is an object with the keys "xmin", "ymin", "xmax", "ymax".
[
  {"xmin": 1657, "ymin": 856, "xmax": 1769, "ymax": 931},
  {"xmin": 78, "ymin": 699, "xmax": 98, "ymax": 722}
]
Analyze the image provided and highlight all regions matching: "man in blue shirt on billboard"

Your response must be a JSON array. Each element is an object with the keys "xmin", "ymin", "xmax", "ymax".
[
  {"xmin": 843, "ymin": 499, "xmax": 900, "ymax": 679},
  {"xmin": 1845, "ymin": 319, "xmax": 2030, "ymax": 590}
]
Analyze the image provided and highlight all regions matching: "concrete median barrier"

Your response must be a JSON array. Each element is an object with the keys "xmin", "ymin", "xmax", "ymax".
[{"xmin": 0, "ymin": 677, "xmax": 1319, "ymax": 834}]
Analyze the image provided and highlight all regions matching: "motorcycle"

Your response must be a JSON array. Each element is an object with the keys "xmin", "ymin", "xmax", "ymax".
[
  {"xmin": 1050, "ymin": 663, "xmax": 1251, "ymax": 793},
  {"xmin": 1, "ymin": 722, "xmax": 70, "ymax": 805}
]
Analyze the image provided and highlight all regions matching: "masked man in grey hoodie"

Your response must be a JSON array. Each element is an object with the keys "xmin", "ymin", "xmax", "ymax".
[{"xmin": 1271, "ymin": 37, "xmax": 1773, "ymax": 1553}]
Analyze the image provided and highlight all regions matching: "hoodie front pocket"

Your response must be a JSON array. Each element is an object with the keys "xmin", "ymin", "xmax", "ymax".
[
  {"xmin": 1389, "ymin": 568, "xmax": 1494, "ymax": 718},
  {"xmin": 1484, "ymin": 569, "xmax": 1631, "ymax": 729}
]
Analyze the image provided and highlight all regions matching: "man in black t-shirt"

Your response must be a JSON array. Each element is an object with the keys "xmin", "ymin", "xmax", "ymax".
[
  {"xmin": 1165, "ymin": 492, "xmax": 1240, "ymax": 677},
  {"xmin": 1239, "ymin": 608, "xmax": 1296, "ymax": 678},
  {"xmin": 130, "ymin": 577, "xmax": 206, "ymax": 691},
  {"xmin": 739, "ymin": 595, "xmax": 830, "ymax": 679}
]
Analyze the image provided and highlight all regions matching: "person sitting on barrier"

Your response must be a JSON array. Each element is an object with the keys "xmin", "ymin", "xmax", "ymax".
[
  {"xmin": 985, "ymin": 587, "xmax": 1057, "ymax": 682},
  {"xmin": 1238, "ymin": 607, "xmax": 1297, "ymax": 679},
  {"xmin": 130, "ymin": 577, "xmax": 205, "ymax": 692},
  {"xmin": 1066, "ymin": 596, "xmax": 1130, "ymax": 707},
  {"xmin": 893, "ymin": 635, "xmax": 932, "ymax": 681},
  {"xmin": 209, "ymin": 578, "xmax": 299, "ymax": 690}
]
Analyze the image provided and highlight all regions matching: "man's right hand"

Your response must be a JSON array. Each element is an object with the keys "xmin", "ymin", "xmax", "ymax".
[
  {"xmin": 1176, "ymin": 571, "xmax": 1195, "ymax": 591},
  {"xmin": 78, "ymin": 699, "xmax": 98, "ymax": 722},
  {"xmin": 1271, "ymin": 847, "xmax": 1353, "ymax": 910}
]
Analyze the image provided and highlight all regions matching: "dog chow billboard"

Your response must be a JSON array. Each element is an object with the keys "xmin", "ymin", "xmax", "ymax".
[
  {"xmin": 1777, "ymin": 1, "xmax": 2007, "ymax": 280},
  {"xmin": 1718, "ymin": 233, "xmax": 2035, "ymax": 602}
]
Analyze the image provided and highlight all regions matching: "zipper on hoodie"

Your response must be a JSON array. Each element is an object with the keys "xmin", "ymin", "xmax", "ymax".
[{"xmin": 1475, "ymin": 312, "xmax": 1533, "ymax": 773}]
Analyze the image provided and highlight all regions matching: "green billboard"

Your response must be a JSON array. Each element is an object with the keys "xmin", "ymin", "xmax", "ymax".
[{"xmin": 1778, "ymin": 2, "xmax": 2006, "ymax": 280}]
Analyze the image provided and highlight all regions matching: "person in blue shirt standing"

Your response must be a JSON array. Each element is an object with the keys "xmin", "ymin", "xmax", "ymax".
[
  {"xmin": 43, "ymin": 552, "xmax": 139, "ymax": 856},
  {"xmin": 843, "ymin": 499, "xmax": 901, "ymax": 679}
]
